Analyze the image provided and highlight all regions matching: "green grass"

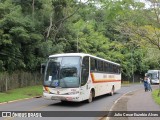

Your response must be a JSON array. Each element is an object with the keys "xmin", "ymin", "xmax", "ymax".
[
  {"xmin": 152, "ymin": 89, "xmax": 160, "ymax": 105},
  {"xmin": 0, "ymin": 85, "xmax": 42, "ymax": 103}
]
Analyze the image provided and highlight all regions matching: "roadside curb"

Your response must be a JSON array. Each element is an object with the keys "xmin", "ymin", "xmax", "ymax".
[{"xmin": 0, "ymin": 96, "xmax": 42, "ymax": 105}]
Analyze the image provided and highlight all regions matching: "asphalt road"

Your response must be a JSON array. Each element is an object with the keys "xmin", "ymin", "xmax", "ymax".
[{"xmin": 0, "ymin": 84, "xmax": 143, "ymax": 120}]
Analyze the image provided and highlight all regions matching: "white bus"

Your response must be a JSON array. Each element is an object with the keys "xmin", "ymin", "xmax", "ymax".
[
  {"xmin": 43, "ymin": 53, "xmax": 121, "ymax": 103},
  {"xmin": 147, "ymin": 70, "xmax": 160, "ymax": 84}
]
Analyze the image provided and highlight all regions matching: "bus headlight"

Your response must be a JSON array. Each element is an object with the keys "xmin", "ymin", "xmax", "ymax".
[{"xmin": 43, "ymin": 87, "xmax": 50, "ymax": 93}]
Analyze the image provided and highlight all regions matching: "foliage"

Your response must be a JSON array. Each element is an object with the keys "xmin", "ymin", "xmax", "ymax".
[
  {"xmin": 0, "ymin": 0, "xmax": 160, "ymax": 81},
  {"xmin": 152, "ymin": 89, "xmax": 160, "ymax": 105}
]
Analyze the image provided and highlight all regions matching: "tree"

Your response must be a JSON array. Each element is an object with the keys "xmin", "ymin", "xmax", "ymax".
[
  {"xmin": 0, "ymin": 0, "xmax": 159, "ymax": 84},
  {"xmin": 0, "ymin": 0, "xmax": 44, "ymax": 72}
]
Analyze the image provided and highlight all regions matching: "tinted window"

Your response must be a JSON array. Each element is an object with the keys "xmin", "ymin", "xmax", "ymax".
[
  {"xmin": 81, "ymin": 56, "xmax": 89, "ymax": 86},
  {"xmin": 109, "ymin": 64, "xmax": 113, "ymax": 73},
  {"xmin": 104, "ymin": 62, "xmax": 108, "ymax": 72},
  {"xmin": 98, "ymin": 60, "xmax": 103, "ymax": 71},
  {"xmin": 91, "ymin": 58, "xmax": 97, "ymax": 71}
]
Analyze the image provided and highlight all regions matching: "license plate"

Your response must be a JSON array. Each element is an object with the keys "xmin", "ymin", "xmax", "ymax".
[{"xmin": 51, "ymin": 96, "xmax": 61, "ymax": 100}]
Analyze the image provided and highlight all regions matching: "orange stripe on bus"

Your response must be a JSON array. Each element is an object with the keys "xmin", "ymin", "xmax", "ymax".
[{"xmin": 90, "ymin": 73, "xmax": 121, "ymax": 83}]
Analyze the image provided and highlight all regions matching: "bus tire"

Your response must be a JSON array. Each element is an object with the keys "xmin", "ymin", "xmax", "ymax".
[
  {"xmin": 150, "ymin": 80, "xmax": 153, "ymax": 85},
  {"xmin": 87, "ymin": 90, "xmax": 93, "ymax": 103},
  {"xmin": 61, "ymin": 100, "xmax": 68, "ymax": 103},
  {"xmin": 110, "ymin": 86, "xmax": 114, "ymax": 96}
]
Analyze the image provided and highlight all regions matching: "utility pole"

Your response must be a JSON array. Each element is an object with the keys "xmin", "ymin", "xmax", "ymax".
[
  {"xmin": 158, "ymin": 71, "xmax": 160, "ymax": 96},
  {"xmin": 132, "ymin": 48, "xmax": 135, "ymax": 83},
  {"xmin": 77, "ymin": 33, "xmax": 79, "ymax": 53},
  {"xmin": 131, "ymin": 44, "xmax": 140, "ymax": 83}
]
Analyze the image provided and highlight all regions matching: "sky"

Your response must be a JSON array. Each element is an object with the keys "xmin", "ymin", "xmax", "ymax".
[
  {"xmin": 135, "ymin": 0, "xmax": 152, "ymax": 8},
  {"xmin": 80, "ymin": 0, "xmax": 155, "ymax": 9}
]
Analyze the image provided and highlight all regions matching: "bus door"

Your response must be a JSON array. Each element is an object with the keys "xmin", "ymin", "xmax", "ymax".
[{"xmin": 80, "ymin": 56, "xmax": 90, "ymax": 100}]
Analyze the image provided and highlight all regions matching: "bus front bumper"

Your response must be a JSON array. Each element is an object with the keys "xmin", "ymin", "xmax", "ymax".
[
  {"xmin": 43, "ymin": 92, "xmax": 81, "ymax": 102},
  {"xmin": 151, "ymin": 80, "xmax": 159, "ymax": 84}
]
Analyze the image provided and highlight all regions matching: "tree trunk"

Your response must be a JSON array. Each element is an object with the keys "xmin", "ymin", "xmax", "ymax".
[
  {"xmin": 32, "ymin": 0, "xmax": 35, "ymax": 19},
  {"xmin": 46, "ymin": 13, "xmax": 53, "ymax": 40}
]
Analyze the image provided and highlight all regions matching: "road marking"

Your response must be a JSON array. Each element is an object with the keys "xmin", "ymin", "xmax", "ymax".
[{"xmin": 28, "ymin": 105, "xmax": 48, "ymax": 111}]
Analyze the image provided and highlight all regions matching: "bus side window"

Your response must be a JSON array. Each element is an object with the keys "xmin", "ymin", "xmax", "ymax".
[
  {"xmin": 113, "ymin": 65, "xmax": 116, "ymax": 73},
  {"xmin": 98, "ymin": 60, "xmax": 103, "ymax": 72},
  {"xmin": 81, "ymin": 56, "xmax": 89, "ymax": 86},
  {"xmin": 109, "ymin": 64, "xmax": 113, "ymax": 73},
  {"xmin": 104, "ymin": 62, "xmax": 109, "ymax": 73},
  {"xmin": 91, "ymin": 58, "xmax": 97, "ymax": 71}
]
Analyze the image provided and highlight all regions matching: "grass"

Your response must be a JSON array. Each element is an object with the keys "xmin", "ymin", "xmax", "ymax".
[
  {"xmin": 0, "ymin": 85, "xmax": 42, "ymax": 103},
  {"xmin": 152, "ymin": 89, "xmax": 160, "ymax": 105}
]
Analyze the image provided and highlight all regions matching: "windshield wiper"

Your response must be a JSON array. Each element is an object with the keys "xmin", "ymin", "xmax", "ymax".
[{"xmin": 59, "ymin": 78, "xmax": 68, "ymax": 88}]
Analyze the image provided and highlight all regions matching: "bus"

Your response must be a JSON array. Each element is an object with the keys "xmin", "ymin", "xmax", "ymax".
[
  {"xmin": 146, "ymin": 70, "xmax": 160, "ymax": 84},
  {"xmin": 43, "ymin": 53, "xmax": 121, "ymax": 103}
]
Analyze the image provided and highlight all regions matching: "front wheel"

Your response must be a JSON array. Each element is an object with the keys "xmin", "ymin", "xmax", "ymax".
[{"xmin": 87, "ymin": 91, "xmax": 93, "ymax": 103}]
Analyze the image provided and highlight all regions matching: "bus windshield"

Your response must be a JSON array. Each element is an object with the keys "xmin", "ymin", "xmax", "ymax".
[
  {"xmin": 44, "ymin": 56, "xmax": 81, "ymax": 88},
  {"xmin": 148, "ymin": 72, "xmax": 158, "ymax": 79}
]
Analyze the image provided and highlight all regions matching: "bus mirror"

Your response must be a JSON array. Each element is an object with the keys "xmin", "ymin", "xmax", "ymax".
[
  {"xmin": 41, "ymin": 63, "xmax": 46, "ymax": 74},
  {"xmin": 81, "ymin": 64, "xmax": 85, "ymax": 68},
  {"xmin": 145, "ymin": 73, "xmax": 147, "ymax": 76}
]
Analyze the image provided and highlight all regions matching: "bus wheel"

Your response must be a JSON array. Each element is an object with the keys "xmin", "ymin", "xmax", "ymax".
[
  {"xmin": 110, "ymin": 86, "xmax": 114, "ymax": 96},
  {"xmin": 87, "ymin": 91, "xmax": 93, "ymax": 103},
  {"xmin": 61, "ymin": 100, "xmax": 67, "ymax": 103}
]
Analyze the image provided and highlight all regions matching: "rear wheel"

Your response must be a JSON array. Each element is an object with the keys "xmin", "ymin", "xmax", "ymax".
[
  {"xmin": 110, "ymin": 86, "xmax": 114, "ymax": 96},
  {"xmin": 61, "ymin": 100, "xmax": 68, "ymax": 103},
  {"xmin": 150, "ymin": 80, "xmax": 153, "ymax": 85}
]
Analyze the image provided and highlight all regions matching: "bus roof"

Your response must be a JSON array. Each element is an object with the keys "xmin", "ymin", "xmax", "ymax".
[
  {"xmin": 148, "ymin": 70, "xmax": 160, "ymax": 72},
  {"xmin": 49, "ymin": 53, "xmax": 120, "ymax": 66}
]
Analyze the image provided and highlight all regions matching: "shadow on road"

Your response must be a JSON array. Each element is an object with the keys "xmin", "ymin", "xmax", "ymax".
[{"xmin": 48, "ymin": 92, "xmax": 119, "ymax": 107}]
